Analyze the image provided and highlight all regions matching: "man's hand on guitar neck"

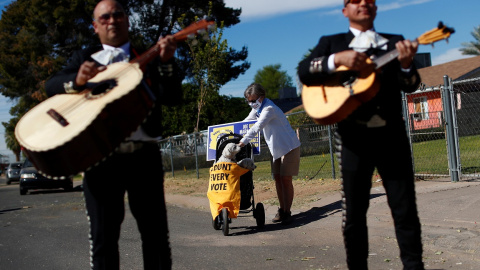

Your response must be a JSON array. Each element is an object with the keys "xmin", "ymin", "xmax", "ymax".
[
  {"xmin": 157, "ymin": 35, "xmax": 177, "ymax": 63},
  {"xmin": 334, "ymin": 38, "xmax": 418, "ymax": 72},
  {"xmin": 395, "ymin": 39, "xmax": 418, "ymax": 69},
  {"xmin": 76, "ymin": 61, "xmax": 107, "ymax": 87},
  {"xmin": 334, "ymin": 50, "xmax": 375, "ymax": 71}
]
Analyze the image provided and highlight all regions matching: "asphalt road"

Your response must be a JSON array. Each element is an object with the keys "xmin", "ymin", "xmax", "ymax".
[{"xmin": 1, "ymin": 175, "xmax": 479, "ymax": 270}]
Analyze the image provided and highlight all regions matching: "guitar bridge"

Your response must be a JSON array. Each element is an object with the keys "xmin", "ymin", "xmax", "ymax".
[{"xmin": 47, "ymin": 109, "xmax": 69, "ymax": 127}]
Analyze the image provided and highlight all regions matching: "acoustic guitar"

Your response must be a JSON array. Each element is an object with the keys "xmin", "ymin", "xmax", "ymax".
[
  {"xmin": 302, "ymin": 22, "xmax": 455, "ymax": 125},
  {"xmin": 15, "ymin": 19, "xmax": 214, "ymax": 178}
]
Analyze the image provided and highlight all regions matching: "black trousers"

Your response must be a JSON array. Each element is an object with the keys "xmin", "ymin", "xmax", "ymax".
[
  {"xmin": 336, "ymin": 122, "xmax": 424, "ymax": 270},
  {"xmin": 83, "ymin": 144, "xmax": 171, "ymax": 270}
]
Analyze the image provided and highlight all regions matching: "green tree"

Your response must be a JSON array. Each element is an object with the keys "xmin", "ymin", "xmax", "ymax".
[
  {"xmin": 162, "ymin": 83, "xmax": 251, "ymax": 134},
  {"xmin": 162, "ymin": 83, "xmax": 198, "ymax": 135},
  {"xmin": 284, "ymin": 108, "xmax": 315, "ymax": 127},
  {"xmin": 2, "ymin": 117, "xmax": 21, "ymax": 161},
  {"xmin": 182, "ymin": 14, "xmax": 249, "ymax": 132},
  {"xmin": 0, "ymin": 0, "xmax": 249, "ymax": 153},
  {"xmin": 0, "ymin": 0, "xmax": 97, "ymax": 157},
  {"xmin": 460, "ymin": 25, "xmax": 480, "ymax": 55},
  {"xmin": 201, "ymin": 94, "xmax": 251, "ymax": 128},
  {"xmin": 126, "ymin": 0, "xmax": 247, "ymax": 82},
  {"xmin": 253, "ymin": 64, "xmax": 294, "ymax": 99}
]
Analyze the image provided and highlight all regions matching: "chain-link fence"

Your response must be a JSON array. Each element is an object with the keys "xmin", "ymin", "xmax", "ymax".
[
  {"xmin": 451, "ymin": 78, "xmax": 480, "ymax": 180},
  {"xmin": 159, "ymin": 122, "xmax": 340, "ymax": 181},
  {"xmin": 404, "ymin": 87, "xmax": 448, "ymax": 177},
  {"xmin": 160, "ymin": 76, "xmax": 480, "ymax": 182}
]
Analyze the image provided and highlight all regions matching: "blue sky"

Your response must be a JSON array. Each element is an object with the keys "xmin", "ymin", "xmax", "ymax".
[
  {"xmin": 0, "ymin": 0, "xmax": 478, "ymax": 161},
  {"xmin": 221, "ymin": 0, "xmax": 478, "ymax": 96}
]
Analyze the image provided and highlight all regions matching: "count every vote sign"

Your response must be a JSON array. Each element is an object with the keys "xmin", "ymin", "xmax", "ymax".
[{"xmin": 206, "ymin": 121, "xmax": 260, "ymax": 161}]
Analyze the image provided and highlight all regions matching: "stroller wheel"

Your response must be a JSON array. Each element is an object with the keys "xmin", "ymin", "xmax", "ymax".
[
  {"xmin": 221, "ymin": 208, "xmax": 229, "ymax": 236},
  {"xmin": 254, "ymin": 203, "xmax": 265, "ymax": 228},
  {"xmin": 212, "ymin": 215, "xmax": 221, "ymax": 230}
]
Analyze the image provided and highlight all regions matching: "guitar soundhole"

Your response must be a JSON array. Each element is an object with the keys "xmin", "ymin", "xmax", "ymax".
[{"xmin": 86, "ymin": 79, "xmax": 118, "ymax": 99}]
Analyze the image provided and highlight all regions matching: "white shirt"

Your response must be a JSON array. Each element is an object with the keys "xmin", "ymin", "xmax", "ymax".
[
  {"xmin": 100, "ymin": 42, "xmax": 156, "ymax": 142},
  {"xmin": 240, "ymin": 98, "xmax": 300, "ymax": 160},
  {"xmin": 91, "ymin": 42, "xmax": 131, "ymax": 65}
]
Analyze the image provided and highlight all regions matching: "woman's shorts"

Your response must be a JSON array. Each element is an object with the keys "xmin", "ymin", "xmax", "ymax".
[{"xmin": 271, "ymin": 147, "xmax": 300, "ymax": 176}]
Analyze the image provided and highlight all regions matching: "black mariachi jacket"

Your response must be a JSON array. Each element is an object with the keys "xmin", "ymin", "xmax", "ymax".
[
  {"xmin": 298, "ymin": 31, "xmax": 421, "ymax": 126},
  {"xmin": 45, "ymin": 45, "xmax": 183, "ymax": 138}
]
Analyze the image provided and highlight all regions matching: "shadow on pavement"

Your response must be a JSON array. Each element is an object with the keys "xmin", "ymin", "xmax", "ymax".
[{"xmin": 230, "ymin": 193, "xmax": 385, "ymax": 236}]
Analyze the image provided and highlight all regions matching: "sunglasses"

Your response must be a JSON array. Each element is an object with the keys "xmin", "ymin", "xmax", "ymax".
[
  {"xmin": 245, "ymin": 97, "xmax": 259, "ymax": 103},
  {"xmin": 345, "ymin": 0, "xmax": 376, "ymax": 6},
  {"xmin": 96, "ymin": 11, "xmax": 125, "ymax": 24}
]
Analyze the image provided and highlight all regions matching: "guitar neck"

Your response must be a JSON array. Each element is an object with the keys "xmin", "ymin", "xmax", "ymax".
[
  {"xmin": 373, "ymin": 39, "xmax": 421, "ymax": 70},
  {"xmin": 372, "ymin": 49, "xmax": 399, "ymax": 69},
  {"xmin": 127, "ymin": 19, "xmax": 214, "ymax": 70},
  {"xmin": 129, "ymin": 44, "xmax": 161, "ymax": 70}
]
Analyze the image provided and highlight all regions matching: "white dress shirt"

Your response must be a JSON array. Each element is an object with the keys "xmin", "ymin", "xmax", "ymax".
[
  {"xmin": 93, "ymin": 42, "xmax": 156, "ymax": 142},
  {"xmin": 240, "ymin": 98, "xmax": 300, "ymax": 160}
]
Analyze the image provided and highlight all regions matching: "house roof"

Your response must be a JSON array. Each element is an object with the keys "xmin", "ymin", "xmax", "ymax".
[
  {"xmin": 271, "ymin": 97, "xmax": 302, "ymax": 113},
  {"xmin": 418, "ymin": 55, "xmax": 480, "ymax": 88}
]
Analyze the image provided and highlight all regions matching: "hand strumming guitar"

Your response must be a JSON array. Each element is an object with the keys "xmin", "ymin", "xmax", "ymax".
[
  {"xmin": 76, "ymin": 62, "xmax": 107, "ymax": 87},
  {"xmin": 334, "ymin": 50, "xmax": 374, "ymax": 71}
]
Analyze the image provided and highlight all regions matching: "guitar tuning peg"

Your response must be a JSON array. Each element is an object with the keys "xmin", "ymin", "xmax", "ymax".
[
  {"xmin": 187, "ymin": 34, "xmax": 195, "ymax": 40},
  {"xmin": 197, "ymin": 29, "xmax": 207, "ymax": 35}
]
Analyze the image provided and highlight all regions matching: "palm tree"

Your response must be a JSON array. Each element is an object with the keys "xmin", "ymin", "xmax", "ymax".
[{"xmin": 460, "ymin": 25, "xmax": 480, "ymax": 56}]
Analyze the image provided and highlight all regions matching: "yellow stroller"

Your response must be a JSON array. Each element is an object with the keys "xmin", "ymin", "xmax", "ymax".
[{"xmin": 207, "ymin": 133, "xmax": 265, "ymax": 236}]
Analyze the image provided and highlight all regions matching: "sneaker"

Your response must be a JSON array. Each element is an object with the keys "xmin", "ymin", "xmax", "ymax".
[
  {"xmin": 281, "ymin": 211, "xmax": 293, "ymax": 225},
  {"xmin": 272, "ymin": 208, "xmax": 284, "ymax": 223}
]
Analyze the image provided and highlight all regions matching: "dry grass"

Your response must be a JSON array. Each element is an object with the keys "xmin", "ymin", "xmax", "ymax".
[{"xmin": 164, "ymin": 174, "xmax": 347, "ymax": 209}]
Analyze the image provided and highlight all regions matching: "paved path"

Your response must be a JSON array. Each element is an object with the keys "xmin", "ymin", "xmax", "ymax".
[{"xmin": 166, "ymin": 178, "xmax": 480, "ymax": 269}]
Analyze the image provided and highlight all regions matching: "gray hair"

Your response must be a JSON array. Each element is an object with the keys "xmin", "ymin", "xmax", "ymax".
[{"xmin": 244, "ymin": 83, "xmax": 266, "ymax": 99}]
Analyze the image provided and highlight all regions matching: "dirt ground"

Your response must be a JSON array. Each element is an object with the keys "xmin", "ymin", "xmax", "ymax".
[{"xmin": 164, "ymin": 175, "xmax": 382, "ymax": 209}]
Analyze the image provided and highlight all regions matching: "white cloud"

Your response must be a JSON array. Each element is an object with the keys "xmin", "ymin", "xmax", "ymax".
[
  {"xmin": 224, "ymin": 0, "xmax": 339, "ymax": 20},
  {"xmin": 432, "ymin": 48, "xmax": 475, "ymax": 65},
  {"xmin": 224, "ymin": 0, "xmax": 437, "ymax": 20},
  {"xmin": 378, "ymin": 0, "xmax": 435, "ymax": 12}
]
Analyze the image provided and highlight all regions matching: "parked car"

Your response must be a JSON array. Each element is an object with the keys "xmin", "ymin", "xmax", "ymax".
[
  {"xmin": 6, "ymin": 162, "xmax": 23, "ymax": 185},
  {"xmin": 19, "ymin": 159, "xmax": 73, "ymax": 195}
]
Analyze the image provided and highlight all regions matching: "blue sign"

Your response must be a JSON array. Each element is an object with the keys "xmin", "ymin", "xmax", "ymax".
[{"xmin": 206, "ymin": 121, "xmax": 260, "ymax": 161}]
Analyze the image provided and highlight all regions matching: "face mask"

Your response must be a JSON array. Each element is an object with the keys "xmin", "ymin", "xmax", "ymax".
[{"xmin": 248, "ymin": 97, "xmax": 262, "ymax": 110}]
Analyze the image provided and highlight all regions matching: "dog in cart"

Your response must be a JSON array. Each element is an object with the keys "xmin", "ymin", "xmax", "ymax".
[{"xmin": 207, "ymin": 133, "xmax": 265, "ymax": 236}]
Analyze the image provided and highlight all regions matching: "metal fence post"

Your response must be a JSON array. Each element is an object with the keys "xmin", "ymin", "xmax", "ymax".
[
  {"xmin": 442, "ymin": 76, "xmax": 460, "ymax": 182},
  {"xmin": 194, "ymin": 133, "xmax": 199, "ymax": 179},
  {"xmin": 327, "ymin": 125, "xmax": 336, "ymax": 179},
  {"xmin": 169, "ymin": 137, "xmax": 174, "ymax": 177},
  {"xmin": 401, "ymin": 92, "xmax": 415, "ymax": 171}
]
